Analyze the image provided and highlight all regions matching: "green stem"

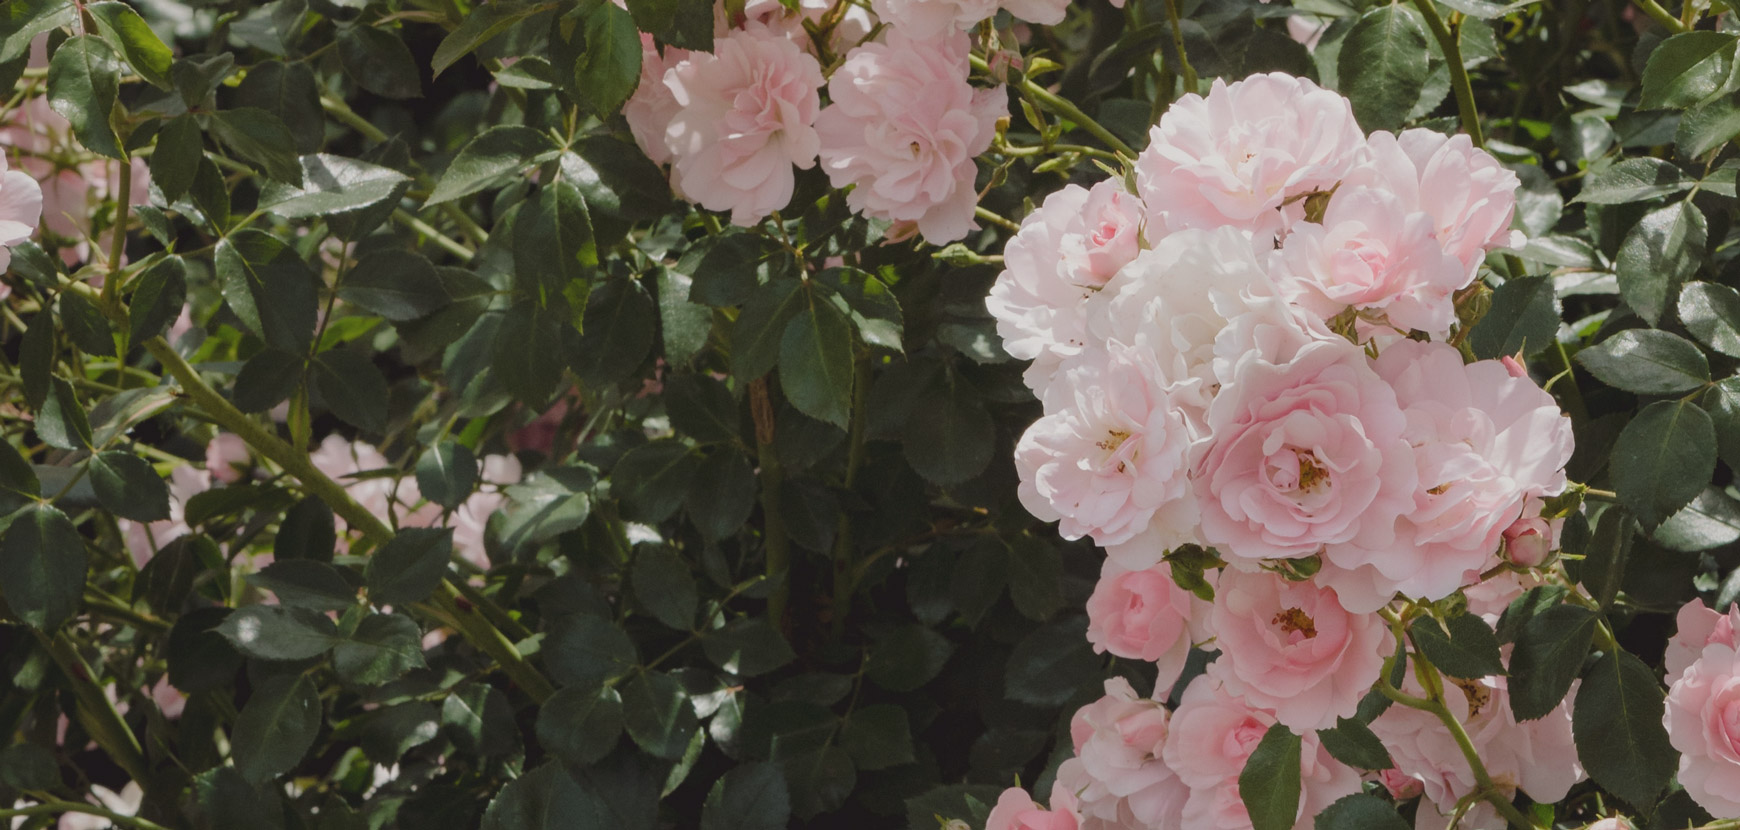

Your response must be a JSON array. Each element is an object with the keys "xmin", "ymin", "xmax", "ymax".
[
  {"xmin": 393, "ymin": 208, "xmax": 475, "ymax": 260},
  {"xmin": 0, "ymin": 800, "xmax": 174, "ymax": 830},
  {"xmin": 141, "ymin": 337, "xmax": 556, "ymax": 703},
  {"xmin": 750, "ymin": 379, "xmax": 791, "ymax": 627},
  {"xmin": 829, "ymin": 357, "xmax": 872, "ymax": 641},
  {"xmin": 1410, "ymin": 0, "xmax": 1485, "ymax": 148},
  {"xmin": 969, "ymin": 55, "xmax": 1137, "ymax": 158},
  {"xmin": 99, "ymin": 158, "xmax": 132, "ymax": 313},
  {"xmin": 36, "ymin": 632, "xmax": 152, "ymax": 792},
  {"xmin": 1631, "ymin": 0, "xmax": 1691, "ymax": 31},
  {"xmin": 1161, "ymin": 0, "xmax": 1198, "ymax": 93},
  {"xmin": 974, "ymin": 206, "xmax": 1023, "ymax": 233}
]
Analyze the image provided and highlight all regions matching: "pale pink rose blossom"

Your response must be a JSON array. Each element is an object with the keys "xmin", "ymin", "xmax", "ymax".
[
  {"xmin": 1085, "ymin": 561, "xmax": 1209, "ymax": 693},
  {"xmin": 449, "ymin": 454, "xmax": 524, "ymax": 571},
  {"xmin": 815, "ymin": 30, "xmax": 1005, "ymax": 243},
  {"xmin": 1667, "ymin": 599, "xmax": 1740, "ymax": 686},
  {"xmin": 1344, "ymin": 129, "xmax": 1524, "ymax": 277},
  {"xmin": 309, "ymin": 435, "xmax": 419, "ymax": 538},
  {"xmin": 1315, "ymin": 340, "xmax": 1573, "ymax": 613},
  {"xmin": 869, "ymin": 0, "xmax": 1061, "ymax": 39},
  {"xmin": 1667, "ymin": 642, "xmax": 1740, "ymax": 818},
  {"xmin": 205, "ymin": 433, "xmax": 251, "ymax": 484},
  {"xmin": 986, "ymin": 782, "xmax": 1082, "ymax": 830},
  {"xmin": 1462, "ymin": 568, "xmax": 1554, "ymax": 624},
  {"xmin": 987, "ymin": 181, "xmax": 1146, "ymax": 379},
  {"xmin": 1135, "ymin": 73, "xmax": 1365, "ymax": 237},
  {"xmin": 1377, "ymin": 768, "xmax": 1422, "ymax": 800},
  {"xmin": 149, "ymin": 676, "xmax": 187, "ymax": 720},
  {"xmin": 1062, "ymin": 678, "xmax": 1189, "ymax": 829},
  {"xmin": 1162, "ymin": 676, "xmax": 1360, "ymax": 830},
  {"xmin": 624, "ymin": 35, "xmax": 688, "ymax": 166},
  {"xmin": 663, "ymin": 25, "xmax": 824, "ymax": 226},
  {"xmin": 1502, "ymin": 506, "xmax": 1559, "ymax": 568},
  {"xmin": 1205, "ymin": 568, "xmax": 1392, "ymax": 731},
  {"xmin": 1014, "ymin": 345, "xmax": 1196, "ymax": 555},
  {"xmin": 1584, "ymin": 819, "xmax": 1636, "ymax": 830},
  {"xmin": 1193, "ymin": 338, "xmax": 1416, "ymax": 565}
]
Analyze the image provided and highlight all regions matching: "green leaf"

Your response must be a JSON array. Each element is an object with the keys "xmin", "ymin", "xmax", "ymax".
[
  {"xmin": 334, "ymin": 613, "xmax": 427, "ymax": 685},
  {"xmin": 513, "ymin": 181, "xmax": 596, "ymax": 298},
  {"xmin": 613, "ymin": 440, "xmax": 699, "ymax": 523},
  {"xmin": 1680, "ymin": 281, "xmax": 1740, "ymax": 357},
  {"xmin": 685, "ymin": 449, "xmax": 757, "ymax": 541},
  {"xmin": 312, "ymin": 350, "xmax": 389, "ymax": 434},
  {"xmin": 1316, "ymin": 717, "xmax": 1393, "ymax": 771},
  {"xmin": 415, "ymin": 441, "xmax": 477, "ymax": 511},
  {"xmin": 339, "ymin": 249, "xmax": 445, "ymax": 321},
  {"xmin": 818, "ymin": 267, "xmax": 902, "ymax": 352},
  {"xmin": 1007, "ymin": 535, "xmax": 1064, "ymax": 622},
  {"xmin": 950, "ymin": 536, "xmax": 1008, "ymax": 627},
  {"xmin": 233, "ymin": 60, "xmax": 322, "ymax": 153},
  {"xmin": 1239, "ymin": 723, "xmax": 1302, "ymax": 830},
  {"xmin": 47, "ymin": 35, "xmax": 122, "ymax": 158},
  {"xmin": 38, "ymin": 377, "xmax": 93, "ymax": 451},
  {"xmin": 434, "ymin": 0, "xmax": 556, "ymax": 75},
  {"xmin": 625, "ymin": 0, "xmax": 713, "ymax": 51},
  {"xmin": 839, "ymin": 705, "xmax": 914, "ymax": 771},
  {"xmin": 1575, "ymin": 157, "xmax": 1691, "ymax": 204},
  {"xmin": 427, "ymin": 125, "xmax": 559, "ymax": 205},
  {"xmin": 246, "ymin": 559, "xmax": 355, "ymax": 611},
  {"xmin": 189, "ymin": 156, "xmax": 230, "ymax": 233},
  {"xmin": 88, "ymin": 450, "xmax": 170, "ymax": 523},
  {"xmin": 1409, "ymin": 613, "xmax": 1504, "ymax": 679},
  {"xmin": 494, "ymin": 299, "xmax": 571, "ymax": 407},
  {"xmin": 1654, "ymin": 487, "xmax": 1740, "ymax": 552},
  {"xmin": 665, "ymin": 375, "xmax": 740, "ymax": 445},
  {"xmin": 0, "ymin": 504, "xmax": 87, "ymax": 630},
  {"xmin": 621, "ymin": 670, "xmax": 700, "ymax": 759},
  {"xmin": 127, "ymin": 256, "xmax": 188, "ymax": 350},
  {"xmin": 0, "ymin": 743, "xmax": 60, "ymax": 792},
  {"xmin": 633, "ymin": 544, "xmax": 698, "ymax": 631},
  {"xmin": 481, "ymin": 756, "xmax": 662, "ymax": 830},
  {"xmin": 867, "ymin": 623, "xmax": 955, "ymax": 693},
  {"xmin": 903, "ymin": 370, "xmax": 993, "ymax": 486},
  {"xmin": 233, "ymin": 348, "xmax": 304, "ymax": 414},
  {"xmin": 702, "ymin": 618, "xmax": 796, "ymax": 677},
  {"xmin": 209, "ymin": 108, "xmax": 306, "ymax": 185},
  {"xmin": 150, "ymin": 115, "xmax": 202, "ymax": 204},
  {"xmin": 1677, "ymin": 92, "xmax": 1740, "ymax": 157},
  {"xmin": 1613, "ymin": 400, "xmax": 1717, "ymax": 531},
  {"xmin": 1641, "ymin": 31, "xmax": 1740, "ymax": 110},
  {"xmin": 1581, "ymin": 506, "xmax": 1633, "ymax": 609},
  {"xmin": 1003, "ymin": 618, "xmax": 1096, "ymax": 706},
  {"xmin": 1576, "ymin": 329, "xmax": 1710, "ymax": 395},
  {"xmin": 572, "ymin": 276, "xmax": 657, "ymax": 386},
  {"xmin": 232, "ymin": 674, "xmax": 322, "ymax": 782},
  {"xmin": 701, "ymin": 763, "xmax": 789, "ymax": 830},
  {"xmin": 1468, "ymin": 275, "xmax": 1559, "ymax": 359},
  {"xmin": 260, "ymin": 154, "xmax": 413, "ymax": 219},
  {"xmin": 0, "ymin": 439, "xmax": 39, "ymax": 501},
  {"xmin": 733, "ymin": 279, "xmax": 805, "ymax": 380},
  {"xmin": 658, "ymin": 267, "xmax": 713, "ymax": 365},
  {"xmin": 57, "ymin": 290, "xmax": 113, "ymax": 357},
  {"xmin": 1616, "ymin": 201, "xmax": 1706, "ymax": 326},
  {"xmin": 545, "ymin": 614, "xmax": 638, "ymax": 688},
  {"xmin": 338, "ymin": 24, "xmax": 421, "ymax": 99},
  {"xmin": 678, "ymin": 233, "xmax": 787, "ymax": 309},
  {"xmin": 498, "ymin": 467, "xmax": 595, "ymax": 553},
  {"xmin": 87, "ymin": 1, "xmax": 173, "ymax": 89},
  {"xmin": 217, "ymin": 605, "xmax": 339, "ymax": 660},
  {"xmin": 779, "ymin": 299, "xmax": 855, "ymax": 429},
  {"xmin": 536, "ymin": 683, "xmax": 624, "ymax": 767},
  {"xmin": 19, "ymin": 313, "xmax": 50, "ymax": 411},
  {"xmin": 1507, "ymin": 604, "xmax": 1597, "ymax": 721},
  {"xmin": 576, "ymin": 1, "xmax": 640, "ymax": 116},
  {"xmin": 217, "ymin": 230, "xmax": 319, "ymax": 353},
  {"xmin": 167, "ymin": 607, "xmax": 246, "ymax": 693},
  {"xmin": 1705, "ymin": 377, "xmax": 1740, "ymax": 472},
  {"xmin": 1313, "ymin": 793, "xmax": 1409, "ymax": 830},
  {"xmin": 444, "ymin": 680, "xmax": 519, "ymax": 757},
  {"xmin": 366, "ymin": 528, "xmax": 453, "ymax": 607},
  {"xmin": 276, "ymin": 498, "xmax": 337, "ymax": 562},
  {"xmin": 1337, "ymin": 5, "xmax": 1431, "ymax": 132},
  {"xmin": 559, "ymin": 138, "xmax": 673, "ymax": 224},
  {"xmin": 361, "ymin": 701, "xmax": 441, "ymax": 763},
  {"xmin": 1574, "ymin": 650, "xmax": 1677, "ymax": 809},
  {"xmin": 0, "ymin": 1, "xmax": 76, "ymax": 64}
]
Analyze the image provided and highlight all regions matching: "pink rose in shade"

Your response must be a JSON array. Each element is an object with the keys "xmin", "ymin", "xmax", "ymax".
[
  {"xmin": 149, "ymin": 676, "xmax": 187, "ymax": 720},
  {"xmin": 309, "ymin": 435, "xmax": 421, "ymax": 538},
  {"xmin": 815, "ymin": 30, "xmax": 1005, "ymax": 244},
  {"xmin": 867, "ymin": 0, "xmax": 1062, "ymax": 39},
  {"xmin": 1205, "ymin": 568, "xmax": 1393, "ymax": 731},
  {"xmin": 1064, "ymin": 677, "xmax": 1189, "ymax": 828},
  {"xmin": 663, "ymin": 25, "xmax": 824, "ymax": 226},
  {"xmin": 1274, "ymin": 185, "xmax": 1470, "ymax": 338},
  {"xmin": 1315, "ymin": 340, "xmax": 1573, "ymax": 613},
  {"xmin": 449, "ymin": 454, "xmax": 524, "ymax": 571},
  {"xmin": 986, "ymin": 180, "xmax": 1145, "ymax": 379},
  {"xmin": 1162, "ymin": 676, "xmax": 1360, "ymax": 830},
  {"xmin": 1193, "ymin": 338, "xmax": 1416, "ymax": 565},
  {"xmin": 1667, "ymin": 643, "xmax": 1740, "ymax": 818},
  {"xmin": 205, "ymin": 433, "xmax": 251, "ymax": 484},
  {"xmin": 1462, "ymin": 568, "xmax": 1553, "ymax": 625},
  {"xmin": 1134, "ymin": 73, "xmax": 1366, "ymax": 237},
  {"xmin": 1057, "ymin": 756, "xmax": 1189, "ymax": 830},
  {"xmin": 0, "ymin": 151, "xmax": 42, "ymax": 271},
  {"xmin": 1013, "ymin": 345, "xmax": 1196, "ymax": 555},
  {"xmin": 1344, "ymin": 129, "xmax": 1524, "ymax": 276},
  {"xmin": 985, "ymin": 783, "xmax": 1082, "ymax": 830},
  {"xmin": 1086, "ymin": 561, "xmax": 1209, "ymax": 692},
  {"xmin": 119, "ymin": 466, "xmax": 212, "ymax": 567},
  {"xmin": 1667, "ymin": 599, "xmax": 1740, "ymax": 686},
  {"xmin": 624, "ymin": 34, "xmax": 688, "ymax": 166},
  {"xmin": 1377, "ymin": 768, "xmax": 1422, "ymax": 800}
]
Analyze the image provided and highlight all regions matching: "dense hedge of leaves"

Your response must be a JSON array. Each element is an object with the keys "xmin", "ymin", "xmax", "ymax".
[{"xmin": 0, "ymin": 0, "xmax": 1736, "ymax": 828}]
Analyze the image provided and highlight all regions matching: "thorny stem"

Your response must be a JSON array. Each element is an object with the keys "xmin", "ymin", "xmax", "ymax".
[
  {"xmin": 830, "ymin": 356, "xmax": 873, "ymax": 640},
  {"xmin": 1161, "ymin": 0, "xmax": 1197, "ymax": 92},
  {"xmin": 1631, "ymin": 0, "xmax": 1692, "ymax": 32},
  {"xmin": 99, "ymin": 158, "xmax": 132, "ymax": 312},
  {"xmin": 750, "ymin": 379, "xmax": 791, "ymax": 627},
  {"xmin": 969, "ymin": 54, "xmax": 1137, "ymax": 158},
  {"xmin": 975, "ymin": 205, "xmax": 1023, "ymax": 233},
  {"xmin": 1410, "ymin": 0, "xmax": 1485, "ymax": 149}
]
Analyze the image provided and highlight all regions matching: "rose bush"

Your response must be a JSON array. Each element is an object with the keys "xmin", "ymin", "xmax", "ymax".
[{"xmin": 0, "ymin": 0, "xmax": 1738, "ymax": 829}]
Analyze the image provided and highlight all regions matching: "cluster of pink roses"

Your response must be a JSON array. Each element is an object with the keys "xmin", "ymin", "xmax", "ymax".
[
  {"xmin": 623, "ymin": 0, "xmax": 1054, "ymax": 241},
  {"xmin": 985, "ymin": 73, "xmax": 1581, "ymax": 830}
]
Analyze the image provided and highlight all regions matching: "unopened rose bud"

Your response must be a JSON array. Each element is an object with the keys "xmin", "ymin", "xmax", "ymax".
[
  {"xmin": 1500, "ymin": 354, "xmax": 1528, "ymax": 379},
  {"xmin": 1504, "ymin": 516, "xmax": 1555, "ymax": 567},
  {"xmin": 987, "ymin": 49, "xmax": 1024, "ymax": 84},
  {"xmin": 1378, "ymin": 768, "xmax": 1423, "ymax": 800}
]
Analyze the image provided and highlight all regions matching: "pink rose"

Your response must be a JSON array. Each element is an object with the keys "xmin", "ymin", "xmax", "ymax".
[
  {"xmin": 1315, "ymin": 340, "xmax": 1573, "ymax": 613},
  {"xmin": 1585, "ymin": 820, "xmax": 1636, "ymax": 830},
  {"xmin": 1062, "ymin": 678, "xmax": 1190, "ymax": 828},
  {"xmin": 1502, "ymin": 514, "xmax": 1556, "ymax": 568},
  {"xmin": 1135, "ymin": 73, "xmax": 1366, "ymax": 237},
  {"xmin": 310, "ymin": 435, "xmax": 422, "ymax": 540},
  {"xmin": 1162, "ymin": 676, "xmax": 1360, "ymax": 830},
  {"xmin": 1667, "ymin": 599, "xmax": 1740, "ymax": 686},
  {"xmin": 1376, "ymin": 768, "xmax": 1422, "ymax": 800},
  {"xmin": 1274, "ymin": 185, "xmax": 1469, "ymax": 338},
  {"xmin": 1345, "ymin": 129, "xmax": 1524, "ymax": 276},
  {"xmin": 448, "ymin": 454, "xmax": 523, "ymax": 571},
  {"xmin": 815, "ymin": 30, "xmax": 1005, "ymax": 244},
  {"xmin": 1205, "ymin": 569, "xmax": 1392, "ymax": 731},
  {"xmin": 868, "ymin": 0, "xmax": 1061, "ymax": 38},
  {"xmin": 985, "ymin": 783, "xmax": 1081, "ymax": 830},
  {"xmin": 987, "ymin": 181, "xmax": 1144, "ymax": 374},
  {"xmin": 624, "ymin": 34, "xmax": 688, "ymax": 166},
  {"xmin": 1193, "ymin": 338, "xmax": 1416, "ymax": 565},
  {"xmin": 663, "ymin": 25, "xmax": 823, "ymax": 226},
  {"xmin": 1086, "ymin": 561, "xmax": 1208, "ymax": 692},
  {"xmin": 205, "ymin": 433, "xmax": 251, "ymax": 484},
  {"xmin": 1665, "ymin": 643, "xmax": 1740, "ymax": 818},
  {"xmin": 1014, "ymin": 345, "xmax": 1196, "ymax": 554}
]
